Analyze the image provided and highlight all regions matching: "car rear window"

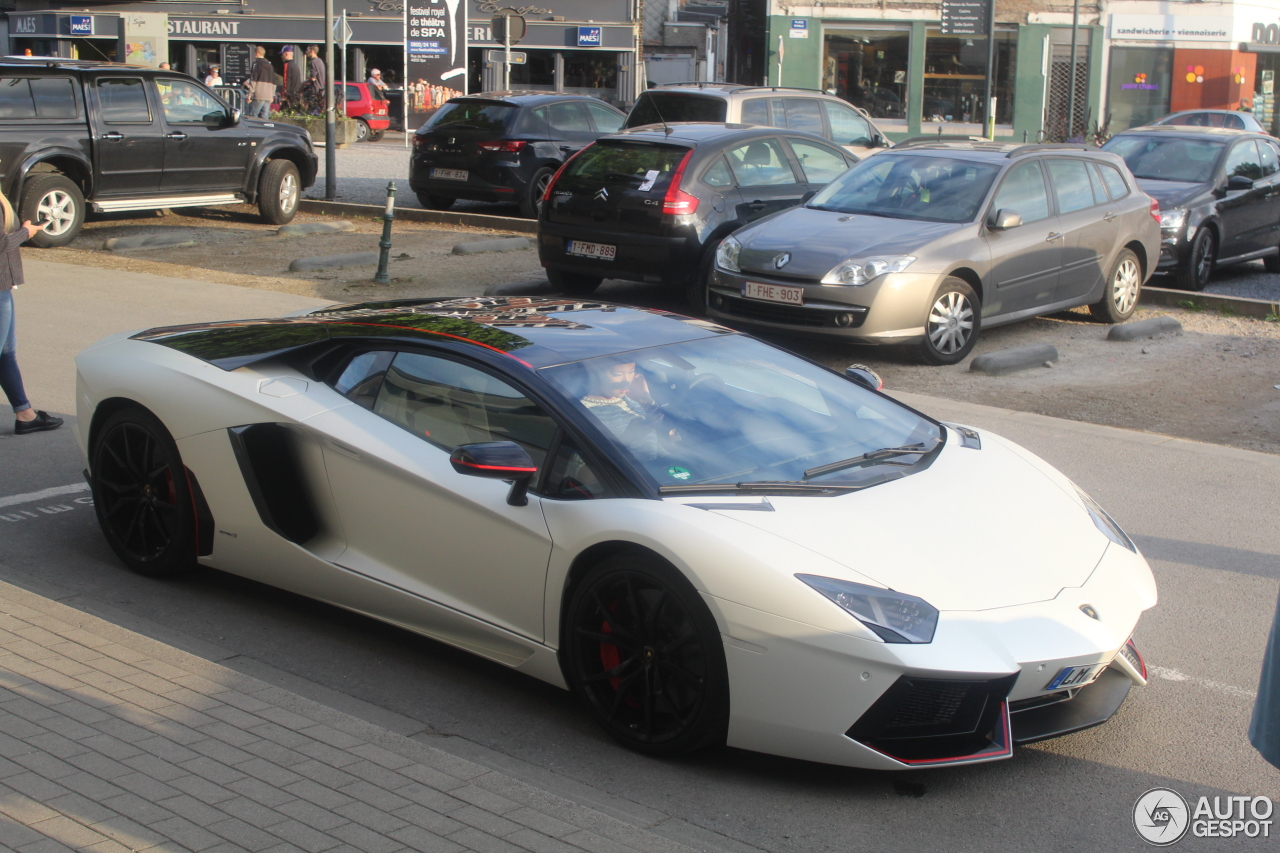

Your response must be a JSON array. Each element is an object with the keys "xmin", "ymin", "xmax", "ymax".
[
  {"xmin": 626, "ymin": 93, "xmax": 727, "ymax": 127},
  {"xmin": 428, "ymin": 100, "xmax": 516, "ymax": 131},
  {"xmin": 561, "ymin": 141, "xmax": 690, "ymax": 194},
  {"xmin": 1102, "ymin": 136, "xmax": 1224, "ymax": 184}
]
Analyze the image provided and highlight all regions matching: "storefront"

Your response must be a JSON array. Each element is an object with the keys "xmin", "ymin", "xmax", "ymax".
[
  {"xmin": 1104, "ymin": 12, "xmax": 1255, "ymax": 133},
  {"xmin": 769, "ymin": 10, "xmax": 1101, "ymax": 143},
  {"xmin": 1243, "ymin": 20, "xmax": 1280, "ymax": 136},
  {"xmin": 7, "ymin": 0, "xmax": 640, "ymax": 107}
]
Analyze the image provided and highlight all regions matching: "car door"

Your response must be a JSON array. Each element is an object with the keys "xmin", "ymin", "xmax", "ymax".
[
  {"xmin": 783, "ymin": 136, "xmax": 854, "ymax": 192},
  {"xmin": 724, "ymin": 136, "xmax": 807, "ymax": 223},
  {"xmin": 540, "ymin": 101, "xmax": 597, "ymax": 159},
  {"xmin": 87, "ymin": 75, "xmax": 166, "ymax": 195},
  {"xmin": 821, "ymin": 100, "xmax": 878, "ymax": 158},
  {"xmin": 1254, "ymin": 138, "xmax": 1280, "ymax": 254},
  {"xmin": 583, "ymin": 101, "xmax": 624, "ymax": 135},
  {"xmin": 1044, "ymin": 157, "xmax": 1115, "ymax": 304},
  {"xmin": 1215, "ymin": 139, "xmax": 1268, "ymax": 259},
  {"xmin": 309, "ymin": 349, "xmax": 557, "ymax": 642},
  {"xmin": 982, "ymin": 159, "xmax": 1062, "ymax": 316},
  {"xmin": 155, "ymin": 77, "xmax": 248, "ymax": 192}
]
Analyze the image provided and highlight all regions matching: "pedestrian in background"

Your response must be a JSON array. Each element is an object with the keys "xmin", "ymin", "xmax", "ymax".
[
  {"xmin": 158, "ymin": 61, "xmax": 171, "ymax": 70},
  {"xmin": 305, "ymin": 46, "xmax": 325, "ymax": 94},
  {"xmin": 367, "ymin": 68, "xmax": 387, "ymax": 91},
  {"xmin": 204, "ymin": 65, "xmax": 222, "ymax": 87},
  {"xmin": 245, "ymin": 46, "xmax": 276, "ymax": 119},
  {"xmin": 280, "ymin": 46, "xmax": 303, "ymax": 110},
  {"xmin": 0, "ymin": 193, "xmax": 61, "ymax": 435},
  {"xmin": 1250, "ymin": 589, "xmax": 1280, "ymax": 770}
]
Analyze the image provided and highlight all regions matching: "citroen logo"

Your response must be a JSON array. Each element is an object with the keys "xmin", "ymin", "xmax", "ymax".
[
  {"xmin": 447, "ymin": 137, "xmax": 455, "ymax": 144},
  {"xmin": 774, "ymin": 252, "xmax": 791, "ymax": 269},
  {"xmin": 594, "ymin": 187, "xmax": 609, "ymax": 201},
  {"xmin": 1080, "ymin": 604, "xmax": 1100, "ymax": 621}
]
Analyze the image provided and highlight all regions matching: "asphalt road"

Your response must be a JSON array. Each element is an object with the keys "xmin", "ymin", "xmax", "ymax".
[{"xmin": 2, "ymin": 259, "xmax": 1278, "ymax": 852}]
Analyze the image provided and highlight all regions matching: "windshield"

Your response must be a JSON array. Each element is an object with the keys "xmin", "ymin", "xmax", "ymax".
[
  {"xmin": 626, "ymin": 93, "xmax": 727, "ymax": 127},
  {"xmin": 807, "ymin": 154, "xmax": 1000, "ymax": 222},
  {"xmin": 426, "ymin": 100, "xmax": 515, "ymax": 132},
  {"xmin": 1102, "ymin": 136, "xmax": 1224, "ymax": 184},
  {"xmin": 541, "ymin": 335, "xmax": 941, "ymax": 491}
]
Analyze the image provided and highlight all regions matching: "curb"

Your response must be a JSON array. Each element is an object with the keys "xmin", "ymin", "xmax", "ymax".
[
  {"xmin": 1140, "ymin": 285, "xmax": 1278, "ymax": 319},
  {"xmin": 970, "ymin": 343, "xmax": 1059, "ymax": 376},
  {"xmin": 298, "ymin": 199, "xmax": 538, "ymax": 235}
]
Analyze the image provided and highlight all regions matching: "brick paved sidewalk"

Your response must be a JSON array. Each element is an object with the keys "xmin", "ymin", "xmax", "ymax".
[{"xmin": 0, "ymin": 579, "xmax": 700, "ymax": 853}]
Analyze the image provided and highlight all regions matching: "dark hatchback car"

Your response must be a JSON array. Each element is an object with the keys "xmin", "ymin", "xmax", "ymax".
[
  {"xmin": 410, "ymin": 91, "xmax": 625, "ymax": 218},
  {"xmin": 538, "ymin": 123, "xmax": 857, "ymax": 305},
  {"xmin": 1103, "ymin": 126, "xmax": 1280, "ymax": 290}
]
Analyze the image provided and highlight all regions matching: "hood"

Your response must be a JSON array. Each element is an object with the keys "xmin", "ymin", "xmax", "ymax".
[
  {"xmin": 1135, "ymin": 178, "xmax": 1205, "ymax": 209},
  {"xmin": 735, "ymin": 207, "xmax": 964, "ymax": 279},
  {"xmin": 700, "ymin": 432, "xmax": 1107, "ymax": 611}
]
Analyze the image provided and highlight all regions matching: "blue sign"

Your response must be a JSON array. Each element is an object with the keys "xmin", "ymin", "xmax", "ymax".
[
  {"xmin": 790, "ymin": 19, "xmax": 807, "ymax": 29},
  {"xmin": 69, "ymin": 15, "xmax": 92, "ymax": 36},
  {"xmin": 407, "ymin": 40, "xmax": 446, "ymax": 55},
  {"xmin": 577, "ymin": 26, "xmax": 602, "ymax": 47}
]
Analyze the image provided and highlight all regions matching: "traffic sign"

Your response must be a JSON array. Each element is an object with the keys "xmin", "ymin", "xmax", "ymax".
[
  {"xmin": 333, "ymin": 11, "xmax": 353, "ymax": 48},
  {"xmin": 487, "ymin": 49, "xmax": 526, "ymax": 65},
  {"xmin": 491, "ymin": 10, "xmax": 527, "ymax": 45}
]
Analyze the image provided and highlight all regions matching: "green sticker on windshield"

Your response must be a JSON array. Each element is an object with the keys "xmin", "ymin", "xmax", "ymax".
[{"xmin": 666, "ymin": 466, "xmax": 691, "ymax": 481}]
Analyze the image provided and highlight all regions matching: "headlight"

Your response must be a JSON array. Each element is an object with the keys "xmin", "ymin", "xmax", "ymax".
[
  {"xmin": 1158, "ymin": 209, "xmax": 1187, "ymax": 232},
  {"xmin": 796, "ymin": 574, "xmax": 939, "ymax": 643},
  {"xmin": 1074, "ymin": 486, "xmax": 1136, "ymax": 553},
  {"xmin": 715, "ymin": 235, "xmax": 741, "ymax": 272},
  {"xmin": 821, "ymin": 255, "xmax": 916, "ymax": 285}
]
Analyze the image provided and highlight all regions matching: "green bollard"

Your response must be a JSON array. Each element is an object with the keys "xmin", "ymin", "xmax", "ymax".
[{"xmin": 374, "ymin": 181, "xmax": 396, "ymax": 284}]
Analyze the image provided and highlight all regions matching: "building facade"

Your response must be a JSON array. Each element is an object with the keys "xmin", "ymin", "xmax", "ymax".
[{"xmin": 6, "ymin": 0, "xmax": 642, "ymax": 107}]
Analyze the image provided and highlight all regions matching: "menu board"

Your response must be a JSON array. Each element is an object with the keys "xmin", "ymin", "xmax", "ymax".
[{"xmin": 221, "ymin": 43, "xmax": 252, "ymax": 87}]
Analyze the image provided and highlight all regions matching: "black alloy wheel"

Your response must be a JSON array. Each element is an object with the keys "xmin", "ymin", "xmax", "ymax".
[
  {"xmin": 520, "ymin": 166, "xmax": 555, "ymax": 219},
  {"xmin": 1175, "ymin": 227, "xmax": 1215, "ymax": 291},
  {"xmin": 564, "ymin": 553, "xmax": 729, "ymax": 756},
  {"xmin": 90, "ymin": 407, "xmax": 196, "ymax": 578}
]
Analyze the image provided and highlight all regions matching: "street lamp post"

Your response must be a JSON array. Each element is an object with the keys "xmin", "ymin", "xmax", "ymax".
[{"xmin": 324, "ymin": 0, "xmax": 336, "ymax": 200}]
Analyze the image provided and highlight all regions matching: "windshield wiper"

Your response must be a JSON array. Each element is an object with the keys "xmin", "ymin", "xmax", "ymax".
[
  {"xmin": 659, "ymin": 481, "xmax": 855, "ymax": 495},
  {"xmin": 803, "ymin": 443, "xmax": 930, "ymax": 480}
]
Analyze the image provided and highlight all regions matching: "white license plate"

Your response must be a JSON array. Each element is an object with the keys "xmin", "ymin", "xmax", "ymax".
[
  {"xmin": 431, "ymin": 168, "xmax": 468, "ymax": 181},
  {"xmin": 567, "ymin": 240, "xmax": 616, "ymax": 261},
  {"xmin": 1045, "ymin": 662, "xmax": 1108, "ymax": 691},
  {"xmin": 743, "ymin": 281, "xmax": 804, "ymax": 305}
]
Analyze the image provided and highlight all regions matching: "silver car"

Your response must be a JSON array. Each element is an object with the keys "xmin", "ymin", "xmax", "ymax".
[{"xmin": 705, "ymin": 141, "xmax": 1161, "ymax": 364}]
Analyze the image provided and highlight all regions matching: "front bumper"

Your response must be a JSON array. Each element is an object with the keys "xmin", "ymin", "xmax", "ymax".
[
  {"xmin": 707, "ymin": 267, "xmax": 944, "ymax": 343},
  {"xmin": 711, "ymin": 542, "xmax": 1154, "ymax": 769}
]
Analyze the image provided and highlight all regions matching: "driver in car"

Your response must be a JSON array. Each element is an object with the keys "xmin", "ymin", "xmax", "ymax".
[{"xmin": 579, "ymin": 360, "xmax": 674, "ymax": 460}]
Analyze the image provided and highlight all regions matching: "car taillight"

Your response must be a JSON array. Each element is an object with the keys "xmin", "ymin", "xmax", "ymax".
[
  {"xmin": 542, "ymin": 143, "xmax": 593, "ymax": 202},
  {"xmin": 662, "ymin": 150, "xmax": 698, "ymax": 216},
  {"xmin": 478, "ymin": 140, "xmax": 527, "ymax": 153},
  {"xmin": 1149, "ymin": 198, "xmax": 1160, "ymax": 223}
]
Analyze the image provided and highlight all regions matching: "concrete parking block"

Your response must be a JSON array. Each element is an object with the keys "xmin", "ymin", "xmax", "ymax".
[
  {"xmin": 1106, "ymin": 315, "xmax": 1183, "ymax": 340},
  {"xmin": 969, "ymin": 344, "xmax": 1059, "ymax": 376},
  {"xmin": 288, "ymin": 252, "xmax": 379, "ymax": 272},
  {"xmin": 451, "ymin": 237, "xmax": 531, "ymax": 255},
  {"xmin": 103, "ymin": 233, "xmax": 199, "ymax": 252},
  {"xmin": 276, "ymin": 221, "xmax": 355, "ymax": 237}
]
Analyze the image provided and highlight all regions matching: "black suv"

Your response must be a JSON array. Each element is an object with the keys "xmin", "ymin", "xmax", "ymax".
[
  {"xmin": 0, "ymin": 58, "xmax": 317, "ymax": 247},
  {"xmin": 1103, "ymin": 125, "xmax": 1280, "ymax": 289},
  {"xmin": 409, "ymin": 91, "xmax": 625, "ymax": 218},
  {"xmin": 538, "ymin": 123, "xmax": 857, "ymax": 306}
]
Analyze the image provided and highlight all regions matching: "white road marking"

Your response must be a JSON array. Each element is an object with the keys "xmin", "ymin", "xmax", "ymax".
[
  {"xmin": 1149, "ymin": 665, "xmax": 1257, "ymax": 700},
  {"xmin": 0, "ymin": 483, "xmax": 90, "ymax": 509}
]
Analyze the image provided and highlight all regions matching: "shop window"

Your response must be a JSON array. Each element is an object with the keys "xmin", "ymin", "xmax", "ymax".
[
  {"xmin": 990, "ymin": 161, "xmax": 1050, "ymax": 223},
  {"xmin": 922, "ymin": 28, "xmax": 1016, "ymax": 125},
  {"xmin": 1108, "ymin": 47, "xmax": 1173, "ymax": 132},
  {"xmin": 823, "ymin": 29, "xmax": 910, "ymax": 121},
  {"xmin": 562, "ymin": 51, "xmax": 617, "ymax": 92}
]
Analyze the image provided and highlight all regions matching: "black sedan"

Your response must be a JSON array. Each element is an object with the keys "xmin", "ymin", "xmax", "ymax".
[
  {"xmin": 537, "ymin": 123, "xmax": 858, "ymax": 307},
  {"xmin": 1103, "ymin": 126, "xmax": 1280, "ymax": 290},
  {"xmin": 410, "ymin": 92, "xmax": 626, "ymax": 218}
]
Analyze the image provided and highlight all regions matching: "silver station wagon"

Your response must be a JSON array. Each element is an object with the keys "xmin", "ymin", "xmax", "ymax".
[{"xmin": 705, "ymin": 141, "xmax": 1162, "ymax": 364}]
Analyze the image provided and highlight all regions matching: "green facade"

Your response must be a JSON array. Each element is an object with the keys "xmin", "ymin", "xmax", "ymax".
[{"xmin": 766, "ymin": 15, "xmax": 1104, "ymax": 143}]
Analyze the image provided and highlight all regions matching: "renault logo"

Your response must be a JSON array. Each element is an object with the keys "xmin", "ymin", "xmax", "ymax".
[
  {"xmin": 595, "ymin": 187, "xmax": 609, "ymax": 201},
  {"xmin": 774, "ymin": 252, "xmax": 791, "ymax": 269},
  {"xmin": 1080, "ymin": 604, "xmax": 1100, "ymax": 620}
]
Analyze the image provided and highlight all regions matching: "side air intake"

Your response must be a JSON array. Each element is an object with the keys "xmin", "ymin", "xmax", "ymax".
[{"xmin": 227, "ymin": 424, "xmax": 320, "ymax": 545}]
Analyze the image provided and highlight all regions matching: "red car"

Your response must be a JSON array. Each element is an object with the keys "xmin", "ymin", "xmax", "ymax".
[{"xmin": 342, "ymin": 82, "xmax": 390, "ymax": 142}]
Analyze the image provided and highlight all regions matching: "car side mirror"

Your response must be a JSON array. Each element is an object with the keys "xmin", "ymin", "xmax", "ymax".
[
  {"xmin": 450, "ymin": 441, "xmax": 538, "ymax": 506},
  {"xmin": 987, "ymin": 208, "xmax": 1022, "ymax": 230},
  {"xmin": 877, "ymin": 136, "xmax": 892, "ymax": 148},
  {"xmin": 226, "ymin": 108, "xmax": 242, "ymax": 127},
  {"xmin": 1226, "ymin": 174, "xmax": 1254, "ymax": 191},
  {"xmin": 844, "ymin": 364, "xmax": 883, "ymax": 391}
]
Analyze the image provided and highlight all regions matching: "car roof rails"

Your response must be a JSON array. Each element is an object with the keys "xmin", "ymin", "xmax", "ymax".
[
  {"xmin": 892, "ymin": 135, "xmax": 998, "ymax": 149},
  {"xmin": 731, "ymin": 85, "xmax": 830, "ymax": 94},
  {"xmin": 1005, "ymin": 142, "xmax": 1100, "ymax": 158},
  {"xmin": 653, "ymin": 81, "xmax": 742, "ymax": 89}
]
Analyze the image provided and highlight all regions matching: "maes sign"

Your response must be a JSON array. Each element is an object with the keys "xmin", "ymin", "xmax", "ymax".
[{"xmin": 940, "ymin": 0, "xmax": 989, "ymax": 36}]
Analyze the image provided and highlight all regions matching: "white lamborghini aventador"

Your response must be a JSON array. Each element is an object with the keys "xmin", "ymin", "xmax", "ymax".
[{"xmin": 74, "ymin": 296, "xmax": 1155, "ymax": 769}]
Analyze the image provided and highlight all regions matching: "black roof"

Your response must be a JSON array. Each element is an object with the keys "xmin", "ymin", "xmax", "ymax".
[
  {"xmin": 601, "ymin": 122, "xmax": 835, "ymax": 147},
  {"xmin": 0, "ymin": 57, "xmax": 161, "ymax": 73},
  {"xmin": 133, "ymin": 297, "xmax": 735, "ymax": 371},
  {"xmin": 448, "ymin": 91, "xmax": 616, "ymax": 107}
]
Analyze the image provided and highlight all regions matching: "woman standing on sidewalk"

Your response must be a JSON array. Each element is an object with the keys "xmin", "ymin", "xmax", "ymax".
[{"xmin": 0, "ymin": 192, "xmax": 62, "ymax": 435}]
